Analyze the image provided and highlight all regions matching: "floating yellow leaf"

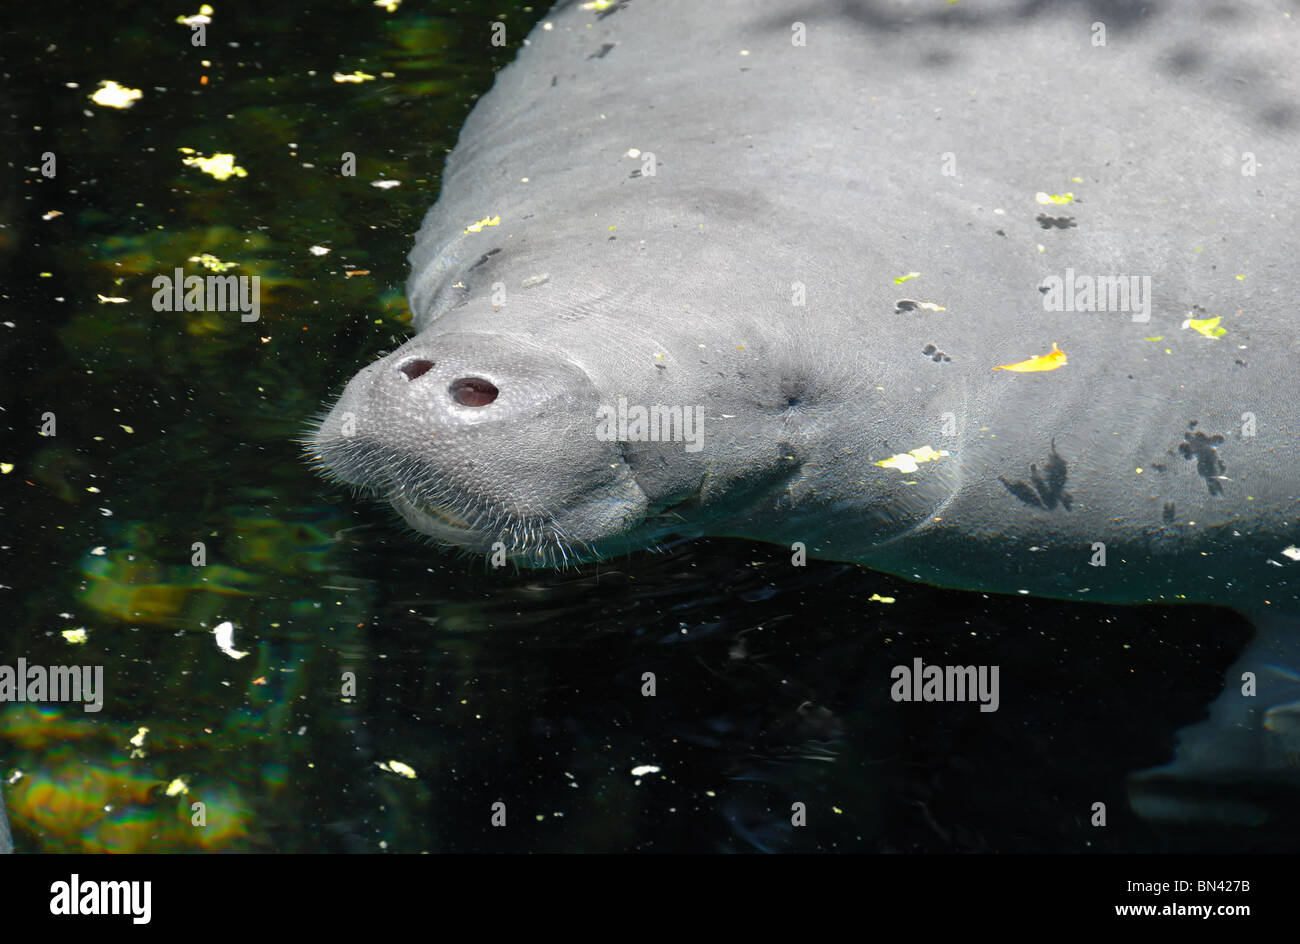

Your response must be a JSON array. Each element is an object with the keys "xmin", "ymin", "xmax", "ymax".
[
  {"xmin": 189, "ymin": 253, "xmax": 238, "ymax": 272},
  {"xmin": 128, "ymin": 726, "xmax": 150, "ymax": 758},
  {"xmin": 378, "ymin": 760, "xmax": 417, "ymax": 779},
  {"xmin": 993, "ymin": 342, "xmax": 1067, "ymax": 372},
  {"xmin": 893, "ymin": 271, "xmax": 921, "ymax": 284},
  {"xmin": 1035, "ymin": 192, "xmax": 1075, "ymax": 205},
  {"xmin": 868, "ymin": 593, "xmax": 896, "ymax": 604},
  {"xmin": 875, "ymin": 445, "xmax": 949, "ymax": 473},
  {"xmin": 176, "ymin": 5, "xmax": 213, "ymax": 26},
  {"xmin": 178, "ymin": 148, "xmax": 248, "ymax": 181},
  {"xmin": 465, "ymin": 215, "xmax": 500, "ymax": 234},
  {"xmin": 1183, "ymin": 316, "xmax": 1225, "ymax": 339}
]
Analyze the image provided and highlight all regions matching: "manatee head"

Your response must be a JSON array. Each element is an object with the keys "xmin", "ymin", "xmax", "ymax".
[
  {"xmin": 308, "ymin": 330, "xmax": 692, "ymax": 565},
  {"xmin": 308, "ymin": 306, "xmax": 963, "ymax": 568}
]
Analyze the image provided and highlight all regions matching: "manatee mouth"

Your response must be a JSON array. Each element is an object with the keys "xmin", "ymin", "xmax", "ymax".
[
  {"xmin": 309, "ymin": 433, "xmax": 500, "ymax": 536},
  {"xmin": 392, "ymin": 493, "xmax": 474, "ymax": 533},
  {"xmin": 389, "ymin": 486, "xmax": 646, "ymax": 567},
  {"xmin": 391, "ymin": 468, "xmax": 696, "ymax": 566},
  {"xmin": 307, "ymin": 432, "xmax": 656, "ymax": 566},
  {"xmin": 388, "ymin": 489, "xmax": 522, "ymax": 553}
]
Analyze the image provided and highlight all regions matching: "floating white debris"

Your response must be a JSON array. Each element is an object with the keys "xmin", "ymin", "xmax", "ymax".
[
  {"xmin": 213, "ymin": 620, "xmax": 249, "ymax": 660},
  {"xmin": 89, "ymin": 80, "xmax": 142, "ymax": 109}
]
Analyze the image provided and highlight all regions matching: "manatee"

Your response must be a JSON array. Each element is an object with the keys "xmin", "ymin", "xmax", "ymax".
[{"xmin": 309, "ymin": 0, "xmax": 1300, "ymax": 826}]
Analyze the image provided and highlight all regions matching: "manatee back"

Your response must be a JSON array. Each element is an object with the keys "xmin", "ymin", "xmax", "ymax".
[{"xmin": 404, "ymin": 0, "xmax": 1299, "ymax": 603}]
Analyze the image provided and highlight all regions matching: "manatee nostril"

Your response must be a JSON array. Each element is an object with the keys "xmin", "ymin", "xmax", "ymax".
[
  {"xmin": 399, "ymin": 358, "xmax": 436, "ymax": 381},
  {"xmin": 449, "ymin": 377, "xmax": 499, "ymax": 407}
]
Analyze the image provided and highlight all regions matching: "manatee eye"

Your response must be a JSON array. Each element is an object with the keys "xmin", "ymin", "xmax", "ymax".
[{"xmin": 449, "ymin": 377, "xmax": 499, "ymax": 407}]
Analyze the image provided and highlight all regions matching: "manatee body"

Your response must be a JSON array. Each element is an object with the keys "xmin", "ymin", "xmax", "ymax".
[{"xmin": 311, "ymin": 1, "xmax": 1300, "ymax": 822}]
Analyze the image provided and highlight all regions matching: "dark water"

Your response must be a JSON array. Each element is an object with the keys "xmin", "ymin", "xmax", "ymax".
[{"xmin": 0, "ymin": 0, "xmax": 1281, "ymax": 853}]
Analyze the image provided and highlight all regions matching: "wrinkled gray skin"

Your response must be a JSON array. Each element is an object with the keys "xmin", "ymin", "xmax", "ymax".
[{"xmin": 312, "ymin": 0, "xmax": 1300, "ymax": 824}]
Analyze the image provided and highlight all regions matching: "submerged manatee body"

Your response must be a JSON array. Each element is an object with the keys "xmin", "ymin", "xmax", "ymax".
[{"xmin": 310, "ymin": 1, "xmax": 1300, "ymax": 824}]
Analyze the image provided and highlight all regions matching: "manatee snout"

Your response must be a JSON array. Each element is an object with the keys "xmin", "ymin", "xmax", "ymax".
[{"xmin": 308, "ymin": 331, "xmax": 651, "ymax": 563}]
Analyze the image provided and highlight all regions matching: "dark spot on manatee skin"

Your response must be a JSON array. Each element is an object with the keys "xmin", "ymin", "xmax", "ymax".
[
  {"xmin": 470, "ymin": 248, "xmax": 501, "ymax": 270},
  {"xmin": 895, "ymin": 299, "xmax": 918, "ymax": 313},
  {"xmin": 1177, "ymin": 422, "xmax": 1227, "ymax": 496},
  {"xmin": 1036, "ymin": 214, "xmax": 1077, "ymax": 230},
  {"xmin": 1260, "ymin": 102, "xmax": 1297, "ymax": 128},
  {"xmin": 921, "ymin": 343, "xmax": 951, "ymax": 363},
  {"xmin": 592, "ymin": 0, "xmax": 627, "ymax": 19},
  {"xmin": 1163, "ymin": 501, "xmax": 1176, "ymax": 523},
  {"xmin": 999, "ymin": 439, "xmax": 1074, "ymax": 510},
  {"xmin": 588, "ymin": 42, "xmax": 617, "ymax": 60},
  {"xmin": 779, "ymin": 378, "xmax": 809, "ymax": 410}
]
